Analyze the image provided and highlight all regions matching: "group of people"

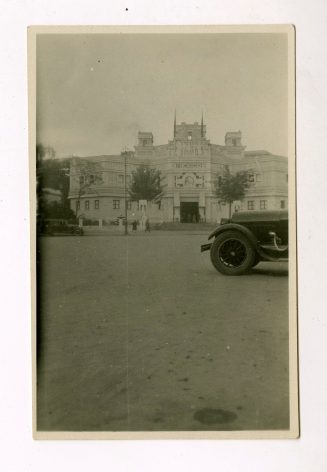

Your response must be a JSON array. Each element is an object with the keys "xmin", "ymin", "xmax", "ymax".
[
  {"xmin": 184, "ymin": 213, "xmax": 199, "ymax": 223},
  {"xmin": 132, "ymin": 217, "xmax": 150, "ymax": 232}
]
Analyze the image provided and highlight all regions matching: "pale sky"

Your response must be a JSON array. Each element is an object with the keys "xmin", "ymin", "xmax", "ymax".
[{"xmin": 37, "ymin": 32, "xmax": 288, "ymax": 157}]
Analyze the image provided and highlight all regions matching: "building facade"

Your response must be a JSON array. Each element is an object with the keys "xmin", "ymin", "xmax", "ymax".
[{"xmin": 68, "ymin": 118, "xmax": 288, "ymax": 224}]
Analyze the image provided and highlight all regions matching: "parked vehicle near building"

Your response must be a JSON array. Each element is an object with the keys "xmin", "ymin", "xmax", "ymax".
[
  {"xmin": 201, "ymin": 210, "xmax": 288, "ymax": 275},
  {"xmin": 38, "ymin": 219, "xmax": 84, "ymax": 236}
]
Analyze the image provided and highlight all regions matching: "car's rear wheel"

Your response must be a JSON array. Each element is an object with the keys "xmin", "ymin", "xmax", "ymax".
[{"xmin": 210, "ymin": 230, "xmax": 256, "ymax": 275}]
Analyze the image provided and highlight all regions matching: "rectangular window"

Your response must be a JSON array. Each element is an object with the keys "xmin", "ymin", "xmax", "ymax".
[
  {"xmin": 248, "ymin": 200, "xmax": 255, "ymax": 210},
  {"xmin": 248, "ymin": 173, "xmax": 255, "ymax": 183},
  {"xmin": 85, "ymin": 200, "xmax": 89, "ymax": 210},
  {"xmin": 89, "ymin": 174, "xmax": 95, "ymax": 184},
  {"xmin": 127, "ymin": 200, "xmax": 132, "ymax": 210},
  {"xmin": 94, "ymin": 200, "xmax": 99, "ymax": 209},
  {"xmin": 79, "ymin": 175, "xmax": 85, "ymax": 185},
  {"xmin": 76, "ymin": 200, "xmax": 80, "ymax": 211},
  {"xmin": 118, "ymin": 175, "xmax": 124, "ymax": 184},
  {"xmin": 260, "ymin": 200, "xmax": 267, "ymax": 210},
  {"xmin": 281, "ymin": 200, "xmax": 285, "ymax": 209},
  {"xmin": 113, "ymin": 200, "xmax": 120, "ymax": 209}
]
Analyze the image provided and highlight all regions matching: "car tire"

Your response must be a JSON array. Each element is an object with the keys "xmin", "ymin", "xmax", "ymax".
[{"xmin": 210, "ymin": 230, "xmax": 256, "ymax": 275}]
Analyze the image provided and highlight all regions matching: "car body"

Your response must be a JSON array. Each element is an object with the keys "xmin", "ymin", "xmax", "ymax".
[
  {"xmin": 38, "ymin": 219, "xmax": 84, "ymax": 236},
  {"xmin": 201, "ymin": 210, "xmax": 288, "ymax": 275}
]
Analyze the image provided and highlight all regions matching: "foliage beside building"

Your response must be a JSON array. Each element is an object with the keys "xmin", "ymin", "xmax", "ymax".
[{"xmin": 36, "ymin": 147, "xmax": 75, "ymax": 221}]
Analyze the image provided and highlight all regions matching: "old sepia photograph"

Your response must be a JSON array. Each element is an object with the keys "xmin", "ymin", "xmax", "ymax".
[{"xmin": 30, "ymin": 25, "xmax": 298, "ymax": 438}]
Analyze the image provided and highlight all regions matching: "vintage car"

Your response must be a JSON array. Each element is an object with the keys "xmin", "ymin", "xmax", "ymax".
[
  {"xmin": 201, "ymin": 210, "xmax": 288, "ymax": 275},
  {"xmin": 38, "ymin": 219, "xmax": 84, "ymax": 236}
]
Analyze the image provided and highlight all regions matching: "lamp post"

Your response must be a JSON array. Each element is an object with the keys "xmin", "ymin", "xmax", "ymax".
[{"xmin": 123, "ymin": 150, "xmax": 129, "ymax": 235}]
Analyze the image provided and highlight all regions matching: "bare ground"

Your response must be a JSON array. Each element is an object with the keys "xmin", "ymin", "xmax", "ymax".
[{"xmin": 37, "ymin": 232, "xmax": 289, "ymax": 431}]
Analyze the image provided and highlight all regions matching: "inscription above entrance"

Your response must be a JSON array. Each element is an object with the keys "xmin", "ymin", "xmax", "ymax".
[{"xmin": 175, "ymin": 162, "xmax": 205, "ymax": 169}]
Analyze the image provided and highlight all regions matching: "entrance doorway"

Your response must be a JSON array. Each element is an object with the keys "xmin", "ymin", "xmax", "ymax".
[{"xmin": 180, "ymin": 202, "xmax": 199, "ymax": 223}]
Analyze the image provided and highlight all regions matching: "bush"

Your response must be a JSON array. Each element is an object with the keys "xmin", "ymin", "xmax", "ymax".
[{"xmin": 38, "ymin": 200, "xmax": 76, "ymax": 221}]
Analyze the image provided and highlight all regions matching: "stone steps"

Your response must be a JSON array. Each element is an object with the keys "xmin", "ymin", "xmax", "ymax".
[{"xmin": 156, "ymin": 222, "xmax": 217, "ymax": 231}]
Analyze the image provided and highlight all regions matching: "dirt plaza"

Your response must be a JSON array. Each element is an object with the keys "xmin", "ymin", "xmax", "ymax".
[{"xmin": 37, "ymin": 231, "xmax": 289, "ymax": 432}]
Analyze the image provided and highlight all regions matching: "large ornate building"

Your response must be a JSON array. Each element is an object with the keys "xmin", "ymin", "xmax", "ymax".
[{"xmin": 68, "ymin": 117, "xmax": 288, "ymax": 223}]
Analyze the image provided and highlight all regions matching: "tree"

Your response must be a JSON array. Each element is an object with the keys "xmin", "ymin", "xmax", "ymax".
[
  {"xmin": 39, "ymin": 200, "xmax": 76, "ymax": 220},
  {"xmin": 36, "ymin": 143, "xmax": 56, "ymax": 164},
  {"xmin": 37, "ymin": 157, "xmax": 70, "ymax": 204},
  {"xmin": 129, "ymin": 164, "xmax": 163, "ymax": 203},
  {"xmin": 215, "ymin": 167, "xmax": 251, "ymax": 218},
  {"xmin": 36, "ymin": 144, "xmax": 74, "ymax": 221}
]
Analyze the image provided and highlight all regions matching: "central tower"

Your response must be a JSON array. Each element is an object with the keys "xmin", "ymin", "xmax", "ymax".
[
  {"xmin": 173, "ymin": 112, "xmax": 207, "ymax": 142},
  {"xmin": 174, "ymin": 122, "xmax": 206, "ymax": 142}
]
